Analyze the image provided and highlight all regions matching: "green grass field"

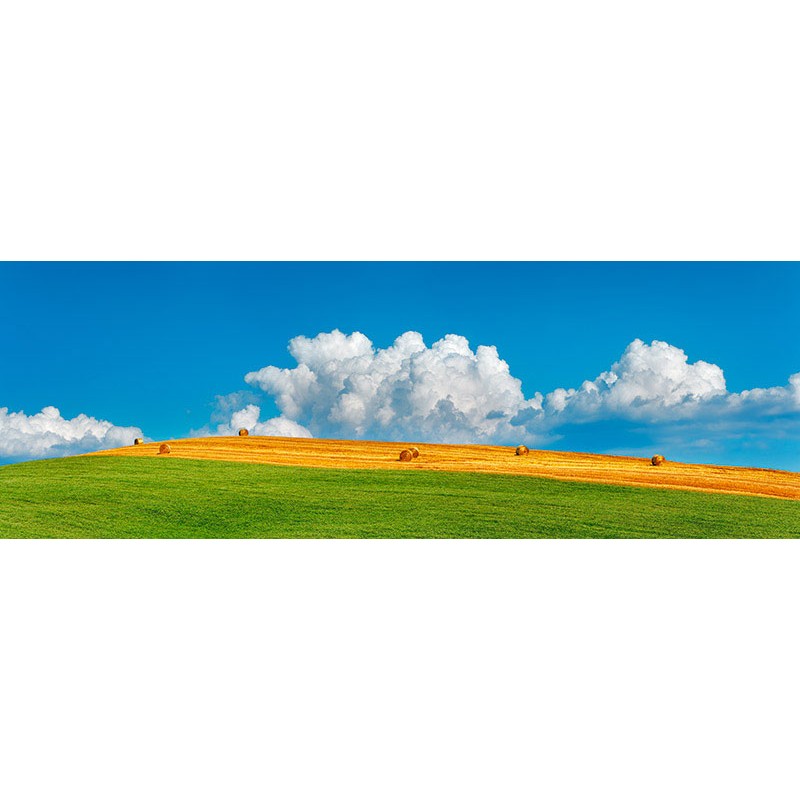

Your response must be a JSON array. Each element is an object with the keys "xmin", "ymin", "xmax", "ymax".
[{"xmin": 1, "ymin": 455, "xmax": 798, "ymax": 538}]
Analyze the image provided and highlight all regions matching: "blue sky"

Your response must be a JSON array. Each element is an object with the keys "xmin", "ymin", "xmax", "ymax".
[{"xmin": 1, "ymin": 262, "xmax": 798, "ymax": 469}]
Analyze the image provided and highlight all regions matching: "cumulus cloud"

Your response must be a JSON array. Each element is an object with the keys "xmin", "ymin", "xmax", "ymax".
[
  {"xmin": 230, "ymin": 331, "xmax": 799, "ymax": 463},
  {"xmin": 245, "ymin": 330, "xmax": 542, "ymax": 444},
  {"xmin": 727, "ymin": 372, "xmax": 800, "ymax": 413},
  {"xmin": 217, "ymin": 404, "xmax": 312, "ymax": 438},
  {"xmin": 188, "ymin": 391, "xmax": 313, "ymax": 440},
  {"xmin": 543, "ymin": 338, "xmax": 728, "ymax": 420},
  {"xmin": 0, "ymin": 406, "xmax": 143, "ymax": 460}
]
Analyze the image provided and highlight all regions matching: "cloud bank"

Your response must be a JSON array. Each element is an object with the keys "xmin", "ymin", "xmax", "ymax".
[
  {"xmin": 0, "ymin": 406, "xmax": 143, "ymax": 460},
  {"xmin": 6, "ymin": 332, "xmax": 794, "ymax": 467},
  {"xmin": 222, "ymin": 330, "xmax": 799, "ymax": 466},
  {"xmin": 245, "ymin": 330, "xmax": 542, "ymax": 443}
]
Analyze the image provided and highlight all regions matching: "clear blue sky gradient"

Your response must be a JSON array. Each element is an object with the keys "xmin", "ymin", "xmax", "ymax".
[{"xmin": 2, "ymin": 262, "xmax": 798, "ymax": 467}]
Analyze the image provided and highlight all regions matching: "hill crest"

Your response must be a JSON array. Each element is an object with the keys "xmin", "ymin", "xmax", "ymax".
[{"xmin": 87, "ymin": 435, "xmax": 800, "ymax": 501}]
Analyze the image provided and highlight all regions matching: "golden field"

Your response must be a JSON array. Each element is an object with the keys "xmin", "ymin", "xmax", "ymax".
[{"xmin": 89, "ymin": 436, "xmax": 800, "ymax": 501}]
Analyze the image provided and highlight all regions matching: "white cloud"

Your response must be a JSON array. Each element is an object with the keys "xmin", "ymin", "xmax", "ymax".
[
  {"xmin": 0, "ymin": 406, "xmax": 143, "ymax": 460},
  {"xmin": 236, "ymin": 331, "xmax": 800, "ymax": 459},
  {"xmin": 543, "ymin": 339, "xmax": 728, "ymax": 420},
  {"xmin": 209, "ymin": 403, "xmax": 312, "ymax": 439},
  {"xmin": 727, "ymin": 372, "xmax": 800, "ymax": 414},
  {"xmin": 245, "ymin": 330, "xmax": 542, "ymax": 444},
  {"xmin": 229, "ymin": 405, "xmax": 312, "ymax": 438}
]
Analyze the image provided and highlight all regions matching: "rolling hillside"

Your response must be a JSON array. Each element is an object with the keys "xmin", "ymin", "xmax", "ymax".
[
  {"xmin": 0, "ymin": 436, "xmax": 797, "ymax": 538},
  {"xmin": 90, "ymin": 436, "xmax": 800, "ymax": 501},
  {"xmin": 0, "ymin": 455, "xmax": 798, "ymax": 538}
]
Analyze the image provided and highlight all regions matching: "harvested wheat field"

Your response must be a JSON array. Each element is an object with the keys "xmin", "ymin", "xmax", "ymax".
[{"xmin": 89, "ymin": 436, "xmax": 800, "ymax": 501}]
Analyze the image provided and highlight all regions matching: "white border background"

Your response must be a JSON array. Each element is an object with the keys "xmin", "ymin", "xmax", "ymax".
[{"xmin": 1, "ymin": 2, "xmax": 799, "ymax": 798}]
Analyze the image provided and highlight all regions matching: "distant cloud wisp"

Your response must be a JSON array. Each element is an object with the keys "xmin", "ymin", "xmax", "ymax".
[{"xmin": 214, "ymin": 404, "xmax": 312, "ymax": 439}]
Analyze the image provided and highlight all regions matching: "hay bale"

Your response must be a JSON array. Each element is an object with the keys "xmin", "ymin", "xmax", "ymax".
[
  {"xmin": 409, "ymin": 447, "xmax": 420, "ymax": 459},
  {"xmin": 133, "ymin": 438, "xmax": 143, "ymax": 446},
  {"xmin": 515, "ymin": 445, "xmax": 529, "ymax": 456},
  {"xmin": 399, "ymin": 449, "xmax": 413, "ymax": 462},
  {"xmin": 159, "ymin": 443, "xmax": 172, "ymax": 455},
  {"xmin": 238, "ymin": 428, "xmax": 249, "ymax": 437},
  {"xmin": 651, "ymin": 454, "xmax": 665, "ymax": 466}
]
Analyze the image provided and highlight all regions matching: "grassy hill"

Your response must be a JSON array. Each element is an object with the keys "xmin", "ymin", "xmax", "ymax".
[
  {"xmin": 86, "ymin": 435, "xmax": 800, "ymax": 500},
  {"xmin": 1, "ymin": 455, "xmax": 798, "ymax": 538}
]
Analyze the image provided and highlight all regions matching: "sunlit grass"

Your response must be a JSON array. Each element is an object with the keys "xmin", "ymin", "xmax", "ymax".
[{"xmin": 0, "ymin": 456, "xmax": 798, "ymax": 538}]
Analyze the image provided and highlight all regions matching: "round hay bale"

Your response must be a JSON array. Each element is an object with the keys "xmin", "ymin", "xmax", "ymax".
[
  {"xmin": 651, "ymin": 454, "xmax": 665, "ymax": 466},
  {"xmin": 399, "ymin": 449, "xmax": 413, "ymax": 462},
  {"xmin": 133, "ymin": 438, "xmax": 143, "ymax": 446},
  {"xmin": 159, "ymin": 443, "xmax": 172, "ymax": 455},
  {"xmin": 238, "ymin": 428, "xmax": 249, "ymax": 437},
  {"xmin": 409, "ymin": 446, "xmax": 420, "ymax": 459},
  {"xmin": 515, "ymin": 445, "xmax": 529, "ymax": 456}
]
